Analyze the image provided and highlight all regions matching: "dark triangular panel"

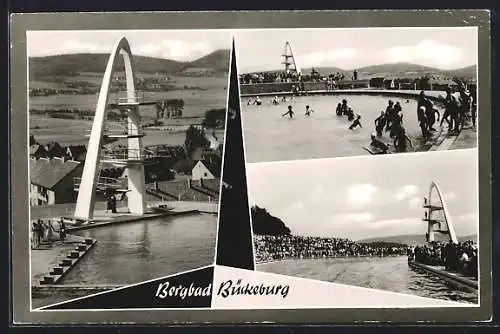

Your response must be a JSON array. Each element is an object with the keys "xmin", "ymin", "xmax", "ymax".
[
  {"xmin": 42, "ymin": 266, "xmax": 213, "ymax": 310},
  {"xmin": 216, "ymin": 38, "xmax": 255, "ymax": 270}
]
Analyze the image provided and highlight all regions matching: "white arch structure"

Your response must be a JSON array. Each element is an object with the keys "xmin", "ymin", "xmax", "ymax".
[
  {"xmin": 282, "ymin": 41, "xmax": 301, "ymax": 74},
  {"xmin": 74, "ymin": 37, "xmax": 145, "ymax": 220},
  {"xmin": 424, "ymin": 181, "xmax": 458, "ymax": 244}
]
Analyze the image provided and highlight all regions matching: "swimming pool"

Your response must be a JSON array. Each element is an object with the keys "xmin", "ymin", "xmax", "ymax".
[
  {"xmin": 61, "ymin": 213, "xmax": 217, "ymax": 285},
  {"xmin": 241, "ymin": 94, "xmax": 444, "ymax": 163}
]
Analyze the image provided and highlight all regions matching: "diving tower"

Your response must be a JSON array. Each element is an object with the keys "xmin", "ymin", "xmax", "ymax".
[
  {"xmin": 74, "ymin": 37, "xmax": 149, "ymax": 221},
  {"xmin": 282, "ymin": 41, "xmax": 301, "ymax": 75},
  {"xmin": 422, "ymin": 181, "xmax": 458, "ymax": 244}
]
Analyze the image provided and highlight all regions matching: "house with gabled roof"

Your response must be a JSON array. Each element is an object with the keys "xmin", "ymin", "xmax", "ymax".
[
  {"xmin": 191, "ymin": 158, "xmax": 221, "ymax": 181},
  {"xmin": 29, "ymin": 157, "xmax": 83, "ymax": 206},
  {"xmin": 65, "ymin": 145, "xmax": 87, "ymax": 161},
  {"xmin": 29, "ymin": 144, "xmax": 48, "ymax": 159}
]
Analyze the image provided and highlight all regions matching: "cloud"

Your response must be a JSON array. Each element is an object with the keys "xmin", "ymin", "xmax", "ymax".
[
  {"xmin": 299, "ymin": 48, "xmax": 357, "ymax": 68},
  {"xmin": 456, "ymin": 212, "xmax": 477, "ymax": 222},
  {"xmin": 136, "ymin": 39, "xmax": 212, "ymax": 61},
  {"xmin": 290, "ymin": 212, "xmax": 375, "ymax": 237},
  {"xmin": 365, "ymin": 218, "xmax": 424, "ymax": 238},
  {"xmin": 409, "ymin": 197, "xmax": 422, "ymax": 210},
  {"xmin": 394, "ymin": 185, "xmax": 419, "ymax": 201},
  {"xmin": 56, "ymin": 40, "xmax": 110, "ymax": 54},
  {"xmin": 346, "ymin": 183, "xmax": 378, "ymax": 208},
  {"xmin": 385, "ymin": 39, "xmax": 463, "ymax": 69},
  {"xmin": 47, "ymin": 38, "xmax": 214, "ymax": 61},
  {"xmin": 443, "ymin": 191, "xmax": 458, "ymax": 202},
  {"xmin": 330, "ymin": 212, "xmax": 375, "ymax": 225}
]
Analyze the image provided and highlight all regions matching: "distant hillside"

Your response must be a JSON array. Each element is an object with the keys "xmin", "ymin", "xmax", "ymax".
[
  {"xmin": 446, "ymin": 65, "xmax": 477, "ymax": 79},
  {"xmin": 181, "ymin": 49, "xmax": 230, "ymax": 73},
  {"xmin": 250, "ymin": 62, "xmax": 476, "ymax": 80},
  {"xmin": 356, "ymin": 63, "xmax": 477, "ymax": 80},
  {"xmin": 357, "ymin": 234, "xmax": 478, "ymax": 245},
  {"xmin": 251, "ymin": 205, "xmax": 291, "ymax": 236},
  {"xmin": 357, "ymin": 62, "xmax": 441, "ymax": 75},
  {"xmin": 301, "ymin": 66, "xmax": 347, "ymax": 75},
  {"xmin": 29, "ymin": 49, "xmax": 230, "ymax": 78}
]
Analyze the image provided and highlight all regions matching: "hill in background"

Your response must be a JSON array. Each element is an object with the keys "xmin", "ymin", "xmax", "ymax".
[
  {"xmin": 251, "ymin": 205, "xmax": 291, "ymax": 236},
  {"xmin": 271, "ymin": 63, "xmax": 476, "ymax": 80},
  {"xmin": 29, "ymin": 49, "xmax": 230, "ymax": 79},
  {"xmin": 181, "ymin": 49, "xmax": 230, "ymax": 74},
  {"xmin": 357, "ymin": 233, "xmax": 478, "ymax": 246}
]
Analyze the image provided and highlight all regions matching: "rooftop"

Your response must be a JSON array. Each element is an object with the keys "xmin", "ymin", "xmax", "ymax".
[{"xmin": 30, "ymin": 157, "xmax": 81, "ymax": 189}]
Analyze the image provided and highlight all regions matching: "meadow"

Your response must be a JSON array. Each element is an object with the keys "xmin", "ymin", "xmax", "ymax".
[{"xmin": 29, "ymin": 75, "xmax": 227, "ymax": 146}]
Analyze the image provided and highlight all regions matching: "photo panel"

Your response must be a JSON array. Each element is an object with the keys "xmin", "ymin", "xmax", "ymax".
[
  {"xmin": 246, "ymin": 149, "xmax": 480, "ymax": 307},
  {"xmin": 236, "ymin": 27, "xmax": 478, "ymax": 163},
  {"xmin": 11, "ymin": 10, "xmax": 491, "ymax": 324},
  {"xmin": 26, "ymin": 29, "xmax": 231, "ymax": 309}
]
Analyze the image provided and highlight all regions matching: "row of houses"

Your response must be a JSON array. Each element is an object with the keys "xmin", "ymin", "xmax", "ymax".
[
  {"xmin": 30, "ymin": 136, "xmax": 87, "ymax": 161},
  {"xmin": 29, "ymin": 149, "xmax": 222, "ymax": 207}
]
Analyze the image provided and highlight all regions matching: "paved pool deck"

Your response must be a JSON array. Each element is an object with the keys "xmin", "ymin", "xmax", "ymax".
[
  {"xmin": 31, "ymin": 200, "xmax": 218, "ymax": 289},
  {"xmin": 31, "ymin": 234, "xmax": 87, "ymax": 287},
  {"xmin": 430, "ymin": 125, "xmax": 477, "ymax": 151},
  {"xmin": 241, "ymin": 89, "xmax": 447, "ymax": 101}
]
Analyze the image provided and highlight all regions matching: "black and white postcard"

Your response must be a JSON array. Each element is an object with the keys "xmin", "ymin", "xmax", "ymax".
[
  {"xmin": 26, "ymin": 29, "xmax": 229, "ymax": 309},
  {"xmin": 9, "ymin": 10, "xmax": 492, "ymax": 325},
  {"xmin": 237, "ymin": 28, "xmax": 478, "ymax": 162}
]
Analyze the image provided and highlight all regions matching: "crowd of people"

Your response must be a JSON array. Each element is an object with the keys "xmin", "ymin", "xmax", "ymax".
[
  {"xmin": 31, "ymin": 218, "xmax": 66, "ymax": 249},
  {"xmin": 370, "ymin": 99, "xmax": 413, "ymax": 153},
  {"xmin": 254, "ymin": 235, "xmax": 407, "ymax": 263},
  {"xmin": 407, "ymin": 240, "xmax": 478, "ymax": 279},
  {"xmin": 417, "ymin": 85, "xmax": 476, "ymax": 140},
  {"xmin": 245, "ymin": 84, "xmax": 476, "ymax": 155}
]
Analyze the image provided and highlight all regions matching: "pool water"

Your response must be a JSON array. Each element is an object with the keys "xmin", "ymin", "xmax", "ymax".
[
  {"xmin": 258, "ymin": 256, "xmax": 477, "ymax": 304},
  {"xmin": 242, "ymin": 94, "xmax": 443, "ymax": 163},
  {"xmin": 61, "ymin": 213, "xmax": 217, "ymax": 285}
]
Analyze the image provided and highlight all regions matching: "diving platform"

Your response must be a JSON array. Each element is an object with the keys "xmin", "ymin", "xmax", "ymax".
[
  {"xmin": 422, "ymin": 218, "xmax": 443, "ymax": 224},
  {"xmin": 107, "ymin": 91, "xmax": 158, "ymax": 108},
  {"xmin": 85, "ymin": 129, "xmax": 146, "ymax": 139},
  {"xmin": 74, "ymin": 176, "xmax": 128, "ymax": 193},
  {"xmin": 423, "ymin": 204, "xmax": 444, "ymax": 211}
]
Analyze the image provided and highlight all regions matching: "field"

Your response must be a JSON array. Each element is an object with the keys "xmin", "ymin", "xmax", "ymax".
[{"xmin": 29, "ymin": 75, "xmax": 227, "ymax": 146}]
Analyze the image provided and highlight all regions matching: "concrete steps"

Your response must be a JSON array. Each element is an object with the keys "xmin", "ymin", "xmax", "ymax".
[{"xmin": 40, "ymin": 238, "xmax": 97, "ymax": 285}]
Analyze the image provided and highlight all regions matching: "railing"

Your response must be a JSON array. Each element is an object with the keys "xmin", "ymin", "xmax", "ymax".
[
  {"xmin": 101, "ymin": 148, "xmax": 144, "ymax": 161},
  {"xmin": 100, "ymin": 148, "xmax": 164, "ymax": 162},
  {"xmin": 74, "ymin": 176, "xmax": 125, "ymax": 190},
  {"xmin": 112, "ymin": 91, "xmax": 146, "ymax": 105},
  {"xmin": 85, "ymin": 125, "xmax": 145, "ymax": 137}
]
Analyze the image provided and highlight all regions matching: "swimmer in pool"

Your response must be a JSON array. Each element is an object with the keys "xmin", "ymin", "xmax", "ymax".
[
  {"xmin": 336, "ymin": 103, "xmax": 343, "ymax": 116},
  {"xmin": 255, "ymin": 96, "xmax": 262, "ymax": 106},
  {"xmin": 282, "ymin": 105, "xmax": 294, "ymax": 119},
  {"xmin": 349, "ymin": 115, "xmax": 362, "ymax": 130},
  {"xmin": 272, "ymin": 96, "xmax": 280, "ymax": 105},
  {"xmin": 341, "ymin": 99, "xmax": 349, "ymax": 115},
  {"xmin": 370, "ymin": 133, "xmax": 389, "ymax": 153},
  {"xmin": 305, "ymin": 105, "xmax": 314, "ymax": 116},
  {"xmin": 347, "ymin": 107, "xmax": 355, "ymax": 121}
]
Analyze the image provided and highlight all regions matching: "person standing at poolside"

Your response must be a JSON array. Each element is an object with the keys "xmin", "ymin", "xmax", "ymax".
[
  {"xmin": 441, "ymin": 87, "xmax": 460, "ymax": 134},
  {"xmin": 385, "ymin": 100, "xmax": 395, "ymax": 132},
  {"xmin": 374, "ymin": 111, "xmax": 386, "ymax": 136}
]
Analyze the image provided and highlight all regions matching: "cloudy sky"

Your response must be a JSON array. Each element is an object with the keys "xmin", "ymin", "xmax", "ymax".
[
  {"xmin": 247, "ymin": 149, "xmax": 478, "ymax": 241},
  {"xmin": 27, "ymin": 30, "xmax": 232, "ymax": 61},
  {"xmin": 235, "ymin": 27, "xmax": 478, "ymax": 73}
]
